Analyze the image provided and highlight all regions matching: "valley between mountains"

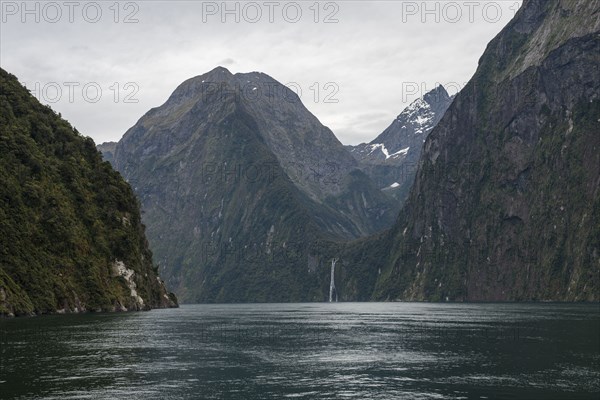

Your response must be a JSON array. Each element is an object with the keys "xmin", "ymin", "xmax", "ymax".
[
  {"xmin": 98, "ymin": 0, "xmax": 598, "ymax": 303},
  {"xmin": 1, "ymin": 0, "xmax": 598, "ymax": 315}
]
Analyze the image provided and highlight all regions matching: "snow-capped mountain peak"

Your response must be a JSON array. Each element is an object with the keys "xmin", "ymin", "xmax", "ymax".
[{"xmin": 345, "ymin": 85, "xmax": 454, "ymax": 203}]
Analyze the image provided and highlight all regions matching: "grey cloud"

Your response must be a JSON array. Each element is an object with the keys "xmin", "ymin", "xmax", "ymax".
[
  {"xmin": 218, "ymin": 58, "xmax": 236, "ymax": 66},
  {"xmin": 0, "ymin": 1, "xmax": 522, "ymax": 145}
]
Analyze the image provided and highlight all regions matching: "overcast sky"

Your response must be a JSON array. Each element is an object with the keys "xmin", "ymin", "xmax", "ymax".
[{"xmin": 1, "ymin": 0, "xmax": 522, "ymax": 145}]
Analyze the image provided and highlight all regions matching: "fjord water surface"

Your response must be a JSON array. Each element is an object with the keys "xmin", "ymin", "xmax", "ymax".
[{"xmin": 0, "ymin": 303, "xmax": 598, "ymax": 399}]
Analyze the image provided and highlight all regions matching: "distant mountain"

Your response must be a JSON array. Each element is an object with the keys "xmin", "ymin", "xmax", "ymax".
[
  {"xmin": 0, "ymin": 68, "xmax": 178, "ymax": 317},
  {"xmin": 347, "ymin": 85, "xmax": 453, "ymax": 203},
  {"xmin": 96, "ymin": 141, "xmax": 117, "ymax": 164},
  {"xmin": 103, "ymin": 67, "xmax": 399, "ymax": 302},
  {"xmin": 338, "ymin": 0, "xmax": 600, "ymax": 302}
]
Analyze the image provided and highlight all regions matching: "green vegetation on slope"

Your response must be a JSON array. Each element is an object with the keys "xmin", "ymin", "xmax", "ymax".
[{"xmin": 0, "ymin": 68, "xmax": 177, "ymax": 316}]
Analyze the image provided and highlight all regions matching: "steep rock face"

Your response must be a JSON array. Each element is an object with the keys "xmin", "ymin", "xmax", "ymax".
[
  {"xmin": 368, "ymin": 0, "xmax": 600, "ymax": 301},
  {"xmin": 347, "ymin": 86, "xmax": 454, "ymax": 202},
  {"xmin": 109, "ymin": 68, "xmax": 399, "ymax": 302},
  {"xmin": 0, "ymin": 69, "xmax": 178, "ymax": 316}
]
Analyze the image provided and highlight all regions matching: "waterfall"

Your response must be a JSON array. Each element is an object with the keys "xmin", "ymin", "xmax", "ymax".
[{"xmin": 329, "ymin": 258, "xmax": 338, "ymax": 302}]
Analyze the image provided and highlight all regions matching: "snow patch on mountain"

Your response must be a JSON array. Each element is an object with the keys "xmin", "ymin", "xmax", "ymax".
[
  {"xmin": 368, "ymin": 143, "xmax": 410, "ymax": 160},
  {"xmin": 345, "ymin": 84, "xmax": 453, "ymax": 201},
  {"xmin": 390, "ymin": 147, "xmax": 410, "ymax": 158},
  {"xmin": 368, "ymin": 143, "xmax": 390, "ymax": 158},
  {"xmin": 415, "ymin": 116, "xmax": 430, "ymax": 125}
]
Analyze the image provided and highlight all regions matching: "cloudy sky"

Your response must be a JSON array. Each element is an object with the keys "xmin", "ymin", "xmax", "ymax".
[{"xmin": 1, "ymin": 0, "xmax": 522, "ymax": 145}]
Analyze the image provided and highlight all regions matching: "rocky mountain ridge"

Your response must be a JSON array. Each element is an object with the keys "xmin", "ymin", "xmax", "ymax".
[
  {"xmin": 337, "ymin": 0, "xmax": 600, "ymax": 302},
  {"xmin": 98, "ymin": 0, "xmax": 599, "ymax": 303},
  {"xmin": 347, "ymin": 85, "xmax": 454, "ymax": 202},
  {"xmin": 105, "ymin": 68, "xmax": 400, "ymax": 302}
]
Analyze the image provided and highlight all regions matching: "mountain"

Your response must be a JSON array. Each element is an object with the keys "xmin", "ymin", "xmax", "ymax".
[
  {"xmin": 96, "ymin": 141, "xmax": 117, "ymax": 164},
  {"xmin": 347, "ymin": 85, "xmax": 454, "ymax": 203},
  {"xmin": 340, "ymin": 0, "xmax": 600, "ymax": 302},
  {"xmin": 0, "ymin": 68, "xmax": 178, "ymax": 317},
  {"xmin": 104, "ymin": 68, "xmax": 399, "ymax": 302}
]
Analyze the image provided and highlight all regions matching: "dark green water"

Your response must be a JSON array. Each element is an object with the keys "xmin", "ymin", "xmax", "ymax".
[{"xmin": 0, "ymin": 303, "xmax": 598, "ymax": 399}]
